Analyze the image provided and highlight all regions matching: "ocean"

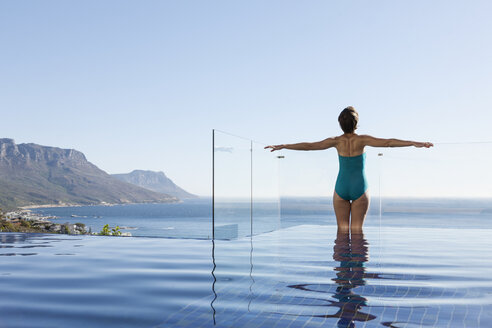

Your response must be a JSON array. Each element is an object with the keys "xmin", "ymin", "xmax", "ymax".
[{"xmin": 31, "ymin": 197, "xmax": 492, "ymax": 238}]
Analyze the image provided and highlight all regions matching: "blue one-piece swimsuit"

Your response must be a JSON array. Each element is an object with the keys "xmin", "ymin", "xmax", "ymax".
[{"xmin": 335, "ymin": 153, "xmax": 368, "ymax": 201}]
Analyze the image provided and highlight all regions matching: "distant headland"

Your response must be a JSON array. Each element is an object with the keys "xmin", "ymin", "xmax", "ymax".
[
  {"xmin": 0, "ymin": 138, "xmax": 194, "ymax": 211},
  {"xmin": 112, "ymin": 170, "xmax": 197, "ymax": 199}
]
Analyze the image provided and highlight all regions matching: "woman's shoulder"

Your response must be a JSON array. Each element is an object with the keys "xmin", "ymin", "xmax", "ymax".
[
  {"xmin": 355, "ymin": 134, "xmax": 376, "ymax": 142},
  {"xmin": 333, "ymin": 134, "xmax": 373, "ymax": 144}
]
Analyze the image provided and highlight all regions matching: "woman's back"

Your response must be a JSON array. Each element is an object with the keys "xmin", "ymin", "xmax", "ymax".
[{"xmin": 335, "ymin": 134, "xmax": 366, "ymax": 157}]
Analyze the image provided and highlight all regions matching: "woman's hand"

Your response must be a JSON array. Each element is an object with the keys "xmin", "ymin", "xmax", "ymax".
[
  {"xmin": 414, "ymin": 142, "xmax": 434, "ymax": 148},
  {"xmin": 264, "ymin": 144, "xmax": 284, "ymax": 152}
]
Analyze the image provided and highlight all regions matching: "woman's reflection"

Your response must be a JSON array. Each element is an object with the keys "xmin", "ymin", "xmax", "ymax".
[
  {"xmin": 331, "ymin": 232, "xmax": 375, "ymax": 327},
  {"xmin": 289, "ymin": 232, "xmax": 376, "ymax": 327}
]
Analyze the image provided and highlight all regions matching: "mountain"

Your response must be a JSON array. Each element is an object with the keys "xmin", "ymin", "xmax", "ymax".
[
  {"xmin": 112, "ymin": 170, "xmax": 197, "ymax": 199},
  {"xmin": 0, "ymin": 138, "xmax": 177, "ymax": 211}
]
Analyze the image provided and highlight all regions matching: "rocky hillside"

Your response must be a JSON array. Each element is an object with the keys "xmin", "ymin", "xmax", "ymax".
[
  {"xmin": 0, "ymin": 138, "xmax": 177, "ymax": 211},
  {"xmin": 112, "ymin": 170, "xmax": 197, "ymax": 199}
]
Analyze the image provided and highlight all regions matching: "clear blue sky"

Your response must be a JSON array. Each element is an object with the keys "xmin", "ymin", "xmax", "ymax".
[{"xmin": 1, "ymin": 1, "xmax": 491, "ymax": 197}]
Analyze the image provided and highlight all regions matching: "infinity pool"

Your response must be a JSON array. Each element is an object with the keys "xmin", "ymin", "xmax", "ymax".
[{"xmin": 0, "ymin": 225, "xmax": 491, "ymax": 327}]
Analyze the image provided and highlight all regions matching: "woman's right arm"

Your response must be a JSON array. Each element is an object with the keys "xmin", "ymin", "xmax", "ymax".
[
  {"xmin": 265, "ymin": 137, "xmax": 338, "ymax": 152},
  {"xmin": 361, "ymin": 135, "xmax": 433, "ymax": 148}
]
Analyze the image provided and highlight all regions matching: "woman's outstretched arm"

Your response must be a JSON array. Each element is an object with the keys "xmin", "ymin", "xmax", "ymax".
[
  {"xmin": 361, "ymin": 135, "xmax": 433, "ymax": 148},
  {"xmin": 265, "ymin": 137, "xmax": 337, "ymax": 152}
]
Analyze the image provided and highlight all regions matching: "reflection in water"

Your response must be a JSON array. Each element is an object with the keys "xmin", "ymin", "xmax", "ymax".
[
  {"xmin": 289, "ymin": 232, "xmax": 379, "ymax": 327},
  {"xmin": 210, "ymin": 229, "xmax": 256, "ymax": 325},
  {"xmin": 330, "ymin": 232, "xmax": 375, "ymax": 327},
  {"xmin": 248, "ymin": 233, "xmax": 255, "ymax": 312},
  {"xmin": 0, "ymin": 233, "xmax": 57, "ymax": 256},
  {"xmin": 210, "ymin": 239, "xmax": 217, "ymax": 325},
  {"xmin": 0, "ymin": 233, "xmax": 32, "ymax": 244}
]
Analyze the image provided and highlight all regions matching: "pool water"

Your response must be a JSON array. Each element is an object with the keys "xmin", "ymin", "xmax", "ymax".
[{"xmin": 1, "ymin": 225, "xmax": 491, "ymax": 327}]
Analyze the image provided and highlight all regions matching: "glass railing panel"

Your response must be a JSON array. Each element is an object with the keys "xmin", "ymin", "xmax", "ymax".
[
  {"xmin": 277, "ymin": 149, "xmax": 336, "ymax": 229},
  {"xmin": 213, "ymin": 130, "xmax": 252, "ymax": 240},
  {"xmin": 212, "ymin": 130, "xmax": 282, "ymax": 239},
  {"xmin": 379, "ymin": 143, "xmax": 492, "ymax": 229},
  {"xmin": 251, "ymin": 140, "xmax": 281, "ymax": 236}
]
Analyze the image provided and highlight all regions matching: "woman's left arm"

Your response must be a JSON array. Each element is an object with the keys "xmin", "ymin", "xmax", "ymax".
[
  {"xmin": 361, "ymin": 135, "xmax": 433, "ymax": 148},
  {"xmin": 265, "ymin": 137, "xmax": 337, "ymax": 152}
]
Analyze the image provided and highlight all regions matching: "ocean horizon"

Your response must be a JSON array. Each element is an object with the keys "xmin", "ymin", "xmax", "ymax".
[{"xmin": 30, "ymin": 197, "xmax": 492, "ymax": 239}]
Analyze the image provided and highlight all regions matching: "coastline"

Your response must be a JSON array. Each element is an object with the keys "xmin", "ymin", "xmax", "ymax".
[
  {"xmin": 20, "ymin": 203, "xmax": 84, "ymax": 209},
  {"xmin": 1, "ymin": 209, "xmax": 87, "ymax": 235},
  {"xmin": 1, "ymin": 209, "xmax": 130, "ymax": 236},
  {"xmin": 20, "ymin": 199, "xmax": 181, "ymax": 210}
]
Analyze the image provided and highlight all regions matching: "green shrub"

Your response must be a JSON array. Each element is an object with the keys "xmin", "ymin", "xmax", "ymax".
[
  {"xmin": 99, "ymin": 224, "xmax": 122, "ymax": 236},
  {"xmin": 99, "ymin": 224, "xmax": 111, "ymax": 236},
  {"xmin": 111, "ymin": 226, "xmax": 122, "ymax": 236}
]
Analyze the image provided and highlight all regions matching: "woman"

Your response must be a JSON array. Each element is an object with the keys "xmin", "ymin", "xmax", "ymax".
[{"xmin": 265, "ymin": 106, "xmax": 433, "ymax": 233}]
